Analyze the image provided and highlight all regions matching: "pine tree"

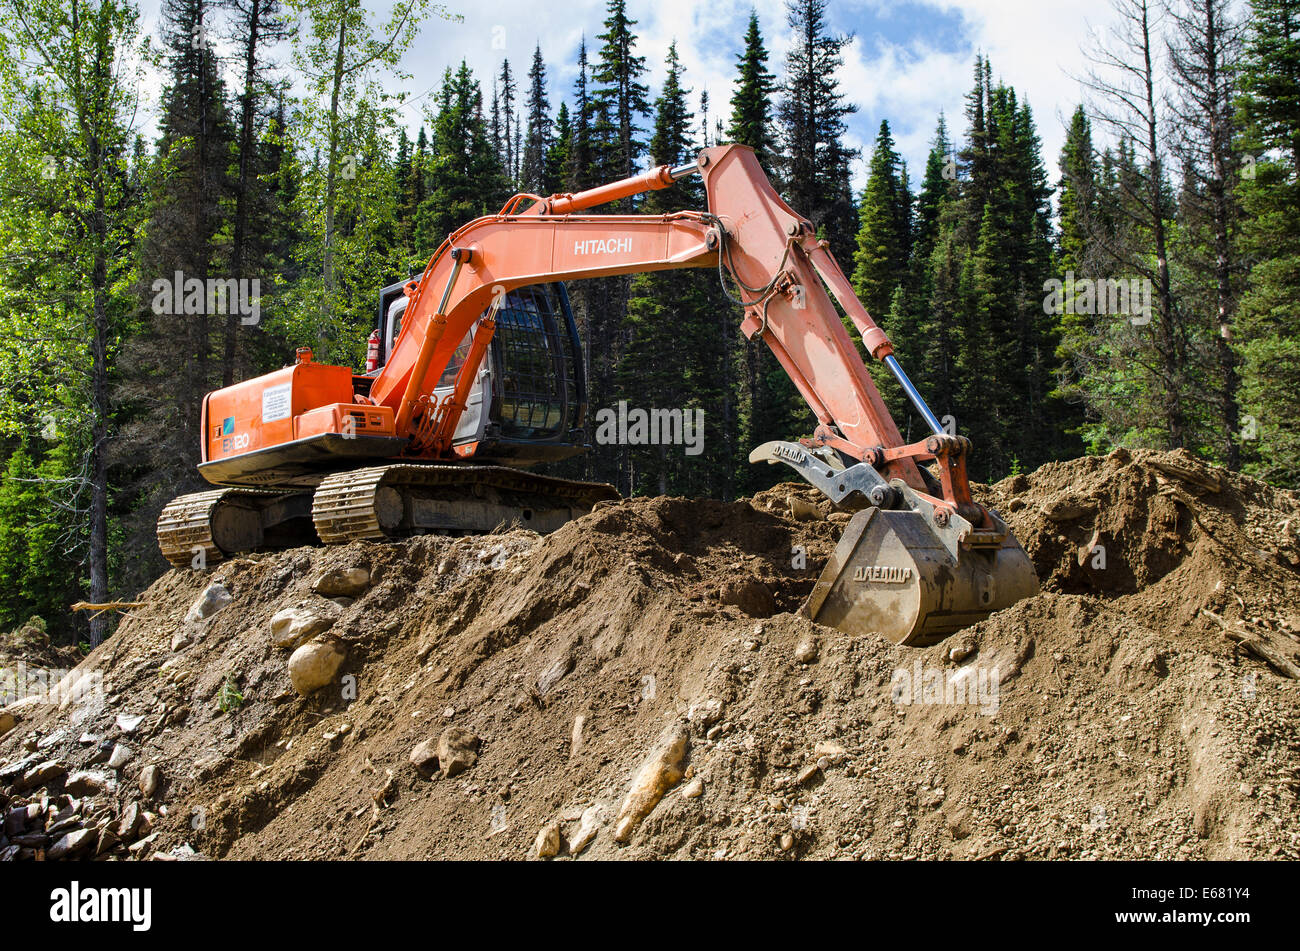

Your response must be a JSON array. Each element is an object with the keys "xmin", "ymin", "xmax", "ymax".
[
  {"xmin": 420, "ymin": 63, "xmax": 510, "ymax": 245},
  {"xmin": 1058, "ymin": 108, "xmax": 1096, "ymax": 275},
  {"xmin": 125, "ymin": 0, "xmax": 237, "ymax": 580},
  {"xmin": 497, "ymin": 57, "xmax": 517, "ymax": 185},
  {"xmin": 1167, "ymin": 0, "xmax": 1245, "ymax": 468},
  {"xmin": 519, "ymin": 44, "xmax": 552, "ymax": 195},
  {"xmin": 567, "ymin": 38, "xmax": 593, "ymax": 190},
  {"xmin": 546, "ymin": 102, "xmax": 572, "ymax": 195},
  {"xmin": 776, "ymin": 0, "xmax": 858, "ymax": 260},
  {"xmin": 223, "ymin": 0, "xmax": 292, "ymax": 387},
  {"xmin": 852, "ymin": 120, "xmax": 911, "ymax": 323},
  {"xmin": 727, "ymin": 8, "xmax": 778, "ymax": 177},
  {"xmin": 591, "ymin": 0, "xmax": 650, "ymax": 194},
  {"xmin": 1235, "ymin": 0, "xmax": 1300, "ymax": 486}
]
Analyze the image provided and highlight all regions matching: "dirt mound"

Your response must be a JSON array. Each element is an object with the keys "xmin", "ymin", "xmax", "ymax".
[{"xmin": 2, "ymin": 450, "xmax": 1298, "ymax": 861}]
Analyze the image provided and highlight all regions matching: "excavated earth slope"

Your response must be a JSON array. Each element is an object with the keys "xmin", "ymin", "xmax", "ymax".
[{"xmin": 2, "ymin": 447, "xmax": 1298, "ymax": 861}]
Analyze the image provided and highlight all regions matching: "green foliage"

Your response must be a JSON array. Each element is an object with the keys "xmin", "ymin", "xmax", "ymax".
[
  {"xmin": 1235, "ymin": 0, "xmax": 1300, "ymax": 487},
  {"xmin": 217, "ymin": 672, "xmax": 244, "ymax": 713},
  {"xmin": 727, "ymin": 9, "xmax": 779, "ymax": 178}
]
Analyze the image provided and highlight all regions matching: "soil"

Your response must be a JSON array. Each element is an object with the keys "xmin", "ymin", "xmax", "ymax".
[{"xmin": 2, "ymin": 447, "xmax": 1298, "ymax": 861}]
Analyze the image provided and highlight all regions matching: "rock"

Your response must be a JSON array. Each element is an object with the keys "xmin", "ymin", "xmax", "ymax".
[
  {"xmin": 139, "ymin": 765, "xmax": 161, "ymax": 799},
  {"xmin": 570, "ymin": 715, "xmax": 586, "ymax": 759},
  {"xmin": 96, "ymin": 828, "xmax": 120, "ymax": 856},
  {"xmin": 170, "ymin": 631, "xmax": 192, "ymax": 652},
  {"xmin": 437, "ymin": 727, "xmax": 481, "ymax": 777},
  {"xmin": 312, "ymin": 567, "xmax": 371, "ymax": 599},
  {"xmin": 270, "ymin": 603, "xmax": 341, "ymax": 650},
  {"xmin": 4, "ymin": 808, "xmax": 28, "ymax": 836},
  {"xmin": 408, "ymin": 738, "xmax": 440, "ymax": 776},
  {"xmin": 717, "ymin": 578, "xmax": 776, "ymax": 618},
  {"xmin": 613, "ymin": 722, "xmax": 689, "ymax": 843},
  {"xmin": 115, "ymin": 802, "xmax": 142, "ymax": 840},
  {"xmin": 780, "ymin": 833, "xmax": 794, "ymax": 851},
  {"xmin": 795, "ymin": 762, "xmax": 821, "ymax": 785},
  {"xmin": 948, "ymin": 639, "xmax": 977, "ymax": 664},
  {"xmin": 186, "ymin": 583, "xmax": 232, "ymax": 623},
  {"xmin": 681, "ymin": 778, "xmax": 703, "ymax": 799},
  {"xmin": 65, "ymin": 770, "xmax": 111, "ymax": 797},
  {"xmin": 115, "ymin": 713, "xmax": 145, "ymax": 733},
  {"xmin": 16, "ymin": 759, "xmax": 66, "ymax": 791},
  {"xmin": 287, "ymin": 640, "xmax": 347, "ymax": 697},
  {"xmin": 1039, "ymin": 497, "xmax": 1097, "ymax": 523},
  {"xmin": 128, "ymin": 832, "xmax": 159, "ymax": 855},
  {"xmin": 536, "ymin": 654, "xmax": 574, "ymax": 695},
  {"xmin": 535, "ymin": 820, "xmax": 561, "ymax": 859},
  {"xmin": 0, "ymin": 755, "xmax": 37, "ymax": 783},
  {"xmin": 686, "ymin": 698, "xmax": 724, "ymax": 729},
  {"xmin": 945, "ymin": 806, "xmax": 972, "ymax": 840},
  {"xmin": 568, "ymin": 806, "xmax": 602, "ymax": 856},
  {"xmin": 47, "ymin": 828, "xmax": 96, "ymax": 860},
  {"xmin": 813, "ymin": 741, "xmax": 848, "ymax": 766},
  {"xmin": 787, "ymin": 496, "xmax": 824, "ymax": 521},
  {"xmin": 0, "ymin": 711, "xmax": 16, "ymax": 738},
  {"xmin": 107, "ymin": 743, "xmax": 133, "ymax": 770},
  {"xmin": 794, "ymin": 639, "xmax": 819, "ymax": 664}
]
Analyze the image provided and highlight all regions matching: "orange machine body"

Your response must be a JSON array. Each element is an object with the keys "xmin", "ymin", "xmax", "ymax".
[{"xmin": 201, "ymin": 355, "xmax": 398, "ymax": 486}]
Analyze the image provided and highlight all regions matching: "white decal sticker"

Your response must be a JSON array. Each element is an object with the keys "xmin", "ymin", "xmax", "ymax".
[{"xmin": 262, "ymin": 383, "xmax": 291, "ymax": 423}]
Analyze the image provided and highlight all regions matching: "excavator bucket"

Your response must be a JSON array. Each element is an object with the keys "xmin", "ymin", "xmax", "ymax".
[
  {"xmin": 802, "ymin": 500, "xmax": 1040, "ymax": 646},
  {"xmin": 751, "ymin": 442, "xmax": 1040, "ymax": 646}
]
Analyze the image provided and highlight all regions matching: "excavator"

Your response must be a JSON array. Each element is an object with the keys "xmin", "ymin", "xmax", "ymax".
[{"xmin": 156, "ymin": 144, "xmax": 1039, "ymax": 646}]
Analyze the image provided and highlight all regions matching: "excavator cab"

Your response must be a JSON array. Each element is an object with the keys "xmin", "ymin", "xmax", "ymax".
[{"xmin": 374, "ymin": 280, "xmax": 588, "ymax": 466}]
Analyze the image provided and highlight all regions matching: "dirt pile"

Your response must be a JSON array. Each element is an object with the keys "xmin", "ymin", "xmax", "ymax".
[{"xmin": 2, "ymin": 448, "xmax": 1298, "ymax": 861}]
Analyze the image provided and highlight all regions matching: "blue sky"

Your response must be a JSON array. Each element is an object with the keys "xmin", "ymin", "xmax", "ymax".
[{"xmin": 134, "ymin": 0, "xmax": 1149, "ymax": 194}]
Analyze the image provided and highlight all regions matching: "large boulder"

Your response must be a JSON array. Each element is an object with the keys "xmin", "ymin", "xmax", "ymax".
[
  {"xmin": 288, "ymin": 640, "xmax": 347, "ymax": 697},
  {"xmin": 312, "ymin": 567, "xmax": 371, "ymax": 599},
  {"xmin": 270, "ymin": 602, "xmax": 341, "ymax": 650},
  {"xmin": 613, "ymin": 722, "xmax": 690, "ymax": 843}
]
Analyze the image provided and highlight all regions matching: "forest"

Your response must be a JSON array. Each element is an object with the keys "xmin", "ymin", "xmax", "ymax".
[{"xmin": 0, "ymin": 0, "xmax": 1296, "ymax": 646}]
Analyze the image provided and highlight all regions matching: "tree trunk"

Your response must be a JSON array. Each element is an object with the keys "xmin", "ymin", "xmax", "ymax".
[
  {"xmin": 1140, "ymin": 2, "xmax": 1185, "ymax": 449},
  {"xmin": 225, "ymin": 0, "xmax": 263, "ymax": 387},
  {"xmin": 322, "ymin": 15, "xmax": 347, "ymax": 336}
]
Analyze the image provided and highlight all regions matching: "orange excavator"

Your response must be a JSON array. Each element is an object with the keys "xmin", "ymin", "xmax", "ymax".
[{"xmin": 156, "ymin": 144, "xmax": 1038, "ymax": 645}]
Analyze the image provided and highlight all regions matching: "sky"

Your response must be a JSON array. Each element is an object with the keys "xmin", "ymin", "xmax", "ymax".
[{"xmin": 133, "ymin": 0, "xmax": 1146, "ymax": 194}]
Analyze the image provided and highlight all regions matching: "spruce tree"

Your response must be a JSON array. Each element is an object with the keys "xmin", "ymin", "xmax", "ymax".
[
  {"xmin": 1235, "ymin": 0, "xmax": 1300, "ymax": 486},
  {"xmin": 727, "ymin": 9, "xmax": 778, "ymax": 177},
  {"xmin": 497, "ymin": 58, "xmax": 517, "ymax": 185},
  {"xmin": 591, "ymin": 0, "xmax": 650, "ymax": 194},
  {"xmin": 852, "ymin": 120, "xmax": 911, "ymax": 323},
  {"xmin": 520, "ymin": 44, "xmax": 552, "ymax": 195},
  {"xmin": 776, "ymin": 0, "xmax": 858, "ymax": 260}
]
